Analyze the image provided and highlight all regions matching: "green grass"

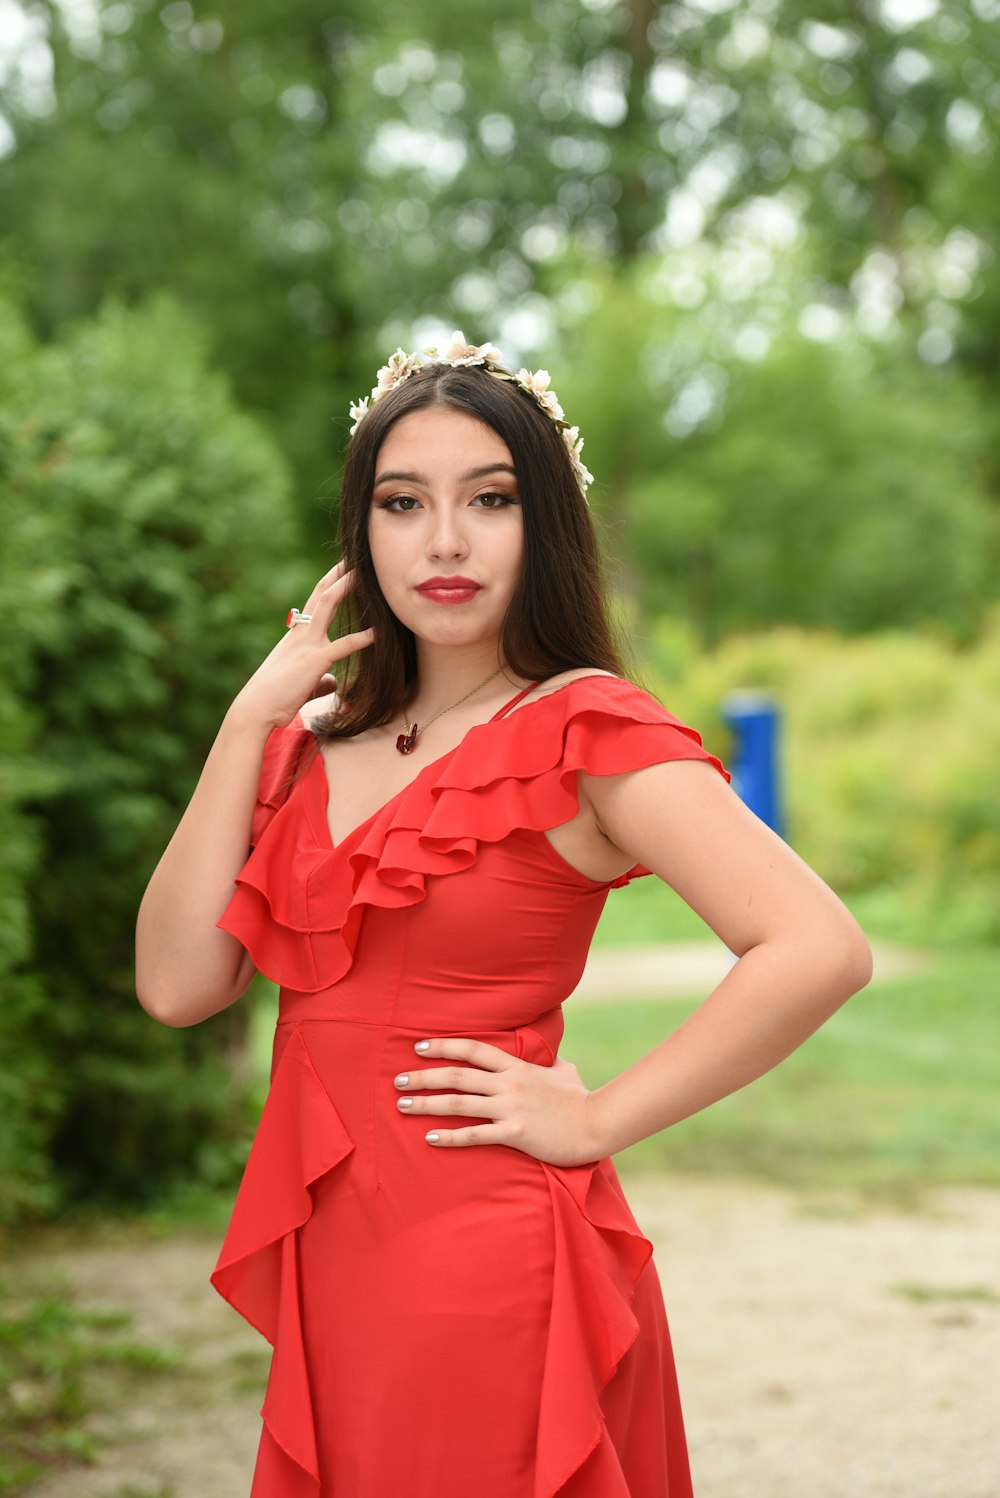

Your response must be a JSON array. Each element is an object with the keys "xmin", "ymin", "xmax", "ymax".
[
  {"xmin": 0, "ymin": 1274, "xmax": 182, "ymax": 1494},
  {"xmin": 592, "ymin": 875, "xmax": 717, "ymax": 946},
  {"xmin": 577, "ymin": 877, "xmax": 999, "ymax": 1201},
  {"xmin": 562, "ymin": 945, "xmax": 1000, "ymax": 1202},
  {"xmin": 890, "ymin": 1282, "xmax": 1000, "ymax": 1306}
]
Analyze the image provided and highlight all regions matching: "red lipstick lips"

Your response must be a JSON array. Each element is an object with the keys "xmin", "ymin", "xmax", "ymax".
[{"xmin": 415, "ymin": 576, "xmax": 482, "ymax": 604}]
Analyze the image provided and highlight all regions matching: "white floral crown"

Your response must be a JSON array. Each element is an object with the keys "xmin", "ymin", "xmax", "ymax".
[{"xmin": 348, "ymin": 330, "xmax": 594, "ymax": 497}]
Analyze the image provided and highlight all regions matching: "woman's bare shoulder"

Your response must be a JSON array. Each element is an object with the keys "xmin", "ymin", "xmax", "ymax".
[
  {"xmin": 535, "ymin": 667, "xmax": 622, "ymax": 694},
  {"xmin": 507, "ymin": 667, "xmax": 624, "ymax": 714}
]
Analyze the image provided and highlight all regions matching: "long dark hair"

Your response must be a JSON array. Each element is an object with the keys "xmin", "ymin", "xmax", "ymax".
[{"xmin": 316, "ymin": 360, "xmax": 634, "ymax": 742}]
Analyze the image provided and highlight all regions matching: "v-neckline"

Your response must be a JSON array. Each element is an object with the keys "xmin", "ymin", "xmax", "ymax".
[{"xmin": 311, "ymin": 682, "xmax": 540, "ymax": 851}]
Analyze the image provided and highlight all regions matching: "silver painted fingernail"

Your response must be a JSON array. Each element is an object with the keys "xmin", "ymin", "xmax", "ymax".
[
  {"xmin": 394, "ymin": 1074, "xmax": 409, "ymax": 1087},
  {"xmin": 397, "ymin": 1098, "xmax": 413, "ymax": 1110}
]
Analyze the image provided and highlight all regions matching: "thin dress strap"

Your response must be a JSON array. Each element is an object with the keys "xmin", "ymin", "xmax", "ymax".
[{"xmin": 489, "ymin": 683, "xmax": 541, "ymax": 721}]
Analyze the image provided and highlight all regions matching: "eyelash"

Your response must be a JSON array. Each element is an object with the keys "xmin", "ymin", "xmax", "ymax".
[{"xmin": 373, "ymin": 492, "xmax": 520, "ymax": 513}]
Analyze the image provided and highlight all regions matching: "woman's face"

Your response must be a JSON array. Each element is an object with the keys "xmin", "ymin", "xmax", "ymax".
[{"xmin": 367, "ymin": 405, "xmax": 525, "ymax": 650}]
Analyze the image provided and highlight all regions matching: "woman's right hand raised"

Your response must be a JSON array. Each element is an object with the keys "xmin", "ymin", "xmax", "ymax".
[{"xmin": 227, "ymin": 560, "xmax": 375, "ymax": 734}]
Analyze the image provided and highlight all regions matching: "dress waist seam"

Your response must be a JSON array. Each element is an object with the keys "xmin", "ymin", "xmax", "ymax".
[
  {"xmin": 275, "ymin": 1008, "xmax": 564, "ymax": 1031},
  {"xmin": 276, "ymin": 1015, "xmax": 420, "ymax": 1030}
]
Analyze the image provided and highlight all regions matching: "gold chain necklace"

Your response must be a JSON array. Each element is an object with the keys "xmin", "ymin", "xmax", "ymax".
[{"xmin": 396, "ymin": 667, "xmax": 505, "ymax": 755}]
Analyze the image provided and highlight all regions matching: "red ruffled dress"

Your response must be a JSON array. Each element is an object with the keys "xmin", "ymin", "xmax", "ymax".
[{"xmin": 212, "ymin": 674, "xmax": 731, "ymax": 1497}]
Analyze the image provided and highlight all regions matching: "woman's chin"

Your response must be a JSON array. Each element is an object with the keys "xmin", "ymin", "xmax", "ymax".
[
  {"xmin": 385, "ymin": 601, "xmax": 497, "ymax": 642},
  {"xmin": 409, "ymin": 619, "xmax": 504, "ymax": 651}
]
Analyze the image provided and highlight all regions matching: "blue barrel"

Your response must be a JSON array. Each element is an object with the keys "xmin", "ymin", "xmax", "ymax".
[{"xmin": 720, "ymin": 692, "xmax": 785, "ymax": 839}]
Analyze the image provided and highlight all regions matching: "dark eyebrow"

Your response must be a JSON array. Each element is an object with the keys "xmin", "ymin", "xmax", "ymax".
[{"xmin": 372, "ymin": 463, "xmax": 518, "ymax": 488}]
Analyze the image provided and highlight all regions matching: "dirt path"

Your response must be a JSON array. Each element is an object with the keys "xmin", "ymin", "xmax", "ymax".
[{"xmin": 20, "ymin": 1176, "xmax": 999, "ymax": 1498}]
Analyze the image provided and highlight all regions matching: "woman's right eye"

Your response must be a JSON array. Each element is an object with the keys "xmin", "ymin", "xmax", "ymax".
[{"xmin": 374, "ymin": 495, "xmax": 420, "ymax": 512}]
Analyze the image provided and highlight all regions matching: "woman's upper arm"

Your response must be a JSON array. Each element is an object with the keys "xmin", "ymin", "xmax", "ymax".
[{"xmin": 580, "ymin": 758, "xmax": 872, "ymax": 976}]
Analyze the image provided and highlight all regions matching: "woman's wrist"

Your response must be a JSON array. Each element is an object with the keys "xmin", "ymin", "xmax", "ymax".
[
  {"xmin": 582, "ymin": 1087, "xmax": 620, "ymax": 1162},
  {"xmin": 583, "ymin": 1076, "xmax": 662, "ymax": 1161},
  {"xmin": 220, "ymin": 700, "xmax": 290, "ymax": 743}
]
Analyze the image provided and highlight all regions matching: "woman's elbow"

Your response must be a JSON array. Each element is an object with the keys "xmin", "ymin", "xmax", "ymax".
[
  {"xmin": 846, "ymin": 938, "xmax": 874, "ymax": 994},
  {"xmin": 134, "ymin": 931, "xmax": 254, "ymax": 1026},
  {"xmin": 136, "ymin": 981, "xmax": 203, "ymax": 1028},
  {"xmin": 135, "ymin": 973, "xmax": 243, "ymax": 1028},
  {"xmin": 832, "ymin": 918, "xmax": 875, "ymax": 996}
]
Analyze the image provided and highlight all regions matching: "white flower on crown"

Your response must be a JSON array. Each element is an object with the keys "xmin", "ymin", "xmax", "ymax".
[
  {"xmin": 348, "ymin": 396, "xmax": 371, "ymax": 430},
  {"xmin": 515, "ymin": 367, "xmax": 565, "ymax": 422},
  {"xmin": 376, "ymin": 348, "xmax": 424, "ymax": 393},
  {"xmin": 344, "ymin": 330, "xmax": 594, "ymax": 496},
  {"xmin": 439, "ymin": 331, "xmax": 501, "ymax": 366},
  {"xmin": 564, "ymin": 426, "xmax": 595, "ymax": 491}
]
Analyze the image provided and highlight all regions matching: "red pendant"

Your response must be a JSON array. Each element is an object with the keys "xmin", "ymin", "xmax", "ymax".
[{"xmin": 397, "ymin": 726, "xmax": 418, "ymax": 754}]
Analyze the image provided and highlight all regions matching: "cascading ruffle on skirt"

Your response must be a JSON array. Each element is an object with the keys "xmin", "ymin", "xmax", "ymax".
[
  {"xmin": 210, "ymin": 1026, "xmax": 354, "ymax": 1493},
  {"xmin": 211, "ymin": 1021, "xmax": 674, "ymax": 1496}
]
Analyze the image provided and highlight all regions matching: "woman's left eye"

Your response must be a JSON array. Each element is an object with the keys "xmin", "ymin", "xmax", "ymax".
[{"xmin": 473, "ymin": 492, "xmax": 519, "ymax": 509}]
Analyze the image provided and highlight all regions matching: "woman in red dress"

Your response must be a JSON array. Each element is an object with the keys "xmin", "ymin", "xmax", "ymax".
[{"xmin": 136, "ymin": 333, "xmax": 872, "ymax": 1497}]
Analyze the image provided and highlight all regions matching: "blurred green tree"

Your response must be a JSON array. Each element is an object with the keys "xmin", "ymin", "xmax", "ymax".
[
  {"xmin": 555, "ymin": 267, "xmax": 997, "ymax": 644},
  {"xmin": 0, "ymin": 0, "xmax": 995, "ymax": 542}
]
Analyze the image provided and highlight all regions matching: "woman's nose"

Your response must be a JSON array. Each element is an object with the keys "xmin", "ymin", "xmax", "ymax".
[{"xmin": 426, "ymin": 507, "xmax": 469, "ymax": 559}]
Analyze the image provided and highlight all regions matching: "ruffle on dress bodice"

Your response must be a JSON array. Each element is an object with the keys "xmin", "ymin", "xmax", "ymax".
[{"xmin": 216, "ymin": 675, "xmax": 731, "ymax": 995}]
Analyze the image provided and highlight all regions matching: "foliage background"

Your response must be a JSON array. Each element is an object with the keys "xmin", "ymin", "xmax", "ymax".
[{"xmin": 0, "ymin": 0, "xmax": 997, "ymax": 1224}]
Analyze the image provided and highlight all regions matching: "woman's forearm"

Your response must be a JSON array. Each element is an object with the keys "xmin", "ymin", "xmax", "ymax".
[
  {"xmin": 135, "ymin": 709, "xmax": 273, "ymax": 1027},
  {"xmin": 586, "ymin": 932, "xmax": 873, "ymax": 1159},
  {"xmin": 136, "ymin": 562, "xmax": 372, "ymax": 1028}
]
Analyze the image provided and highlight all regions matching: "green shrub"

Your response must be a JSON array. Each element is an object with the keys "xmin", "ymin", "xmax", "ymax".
[
  {"xmin": 0, "ymin": 292, "xmax": 307, "ymax": 1222},
  {"xmin": 642, "ymin": 608, "xmax": 1000, "ymax": 943},
  {"xmin": 0, "ymin": 305, "xmax": 62, "ymax": 1223}
]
